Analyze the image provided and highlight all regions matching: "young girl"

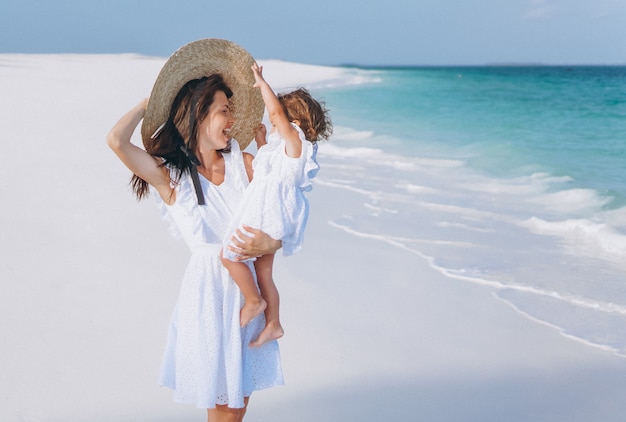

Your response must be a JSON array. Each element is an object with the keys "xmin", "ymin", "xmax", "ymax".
[{"xmin": 221, "ymin": 63, "xmax": 332, "ymax": 347}]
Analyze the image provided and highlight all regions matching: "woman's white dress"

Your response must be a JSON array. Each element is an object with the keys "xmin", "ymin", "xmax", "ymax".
[
  {"xmin": 223, "ymin": 123, "xmax": 319, "ymax": 260},
  {"xmin": 151, "ymin": 140, "xmax": 284, "ymax": 409}
]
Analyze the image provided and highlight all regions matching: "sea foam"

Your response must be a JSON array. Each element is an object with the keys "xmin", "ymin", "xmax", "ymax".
[{"xmin": 316, "ymin": 120, "xmax": 626, "ymax": 357}]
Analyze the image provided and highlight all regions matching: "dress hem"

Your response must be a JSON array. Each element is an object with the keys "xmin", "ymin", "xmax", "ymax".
[{"xmin": 159, "ymin": 380, "xmax": 286, "ymax": 409}]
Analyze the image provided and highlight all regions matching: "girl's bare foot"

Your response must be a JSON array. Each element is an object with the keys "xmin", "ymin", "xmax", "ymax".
[
  {"xmin": 240, "ymin": 298, "xmax": 267, "ymax": 327},
  {"xmin": 249, "ymin": 320, "xmax": 284, "ymax": 347}
]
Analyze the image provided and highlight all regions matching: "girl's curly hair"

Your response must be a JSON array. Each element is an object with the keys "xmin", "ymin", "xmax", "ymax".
[{"xmin": 278, "ymin": 88, "xmax": 332, "ymax": 143}]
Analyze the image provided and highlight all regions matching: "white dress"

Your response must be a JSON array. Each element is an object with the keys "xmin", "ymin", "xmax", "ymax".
[
  {"xmin": 223, "ymin": 123, "xmax": 319, "ymax": 260},
  {"xmin": 151, "ymin": 140, "xmax": 284, "ymax": 409}
]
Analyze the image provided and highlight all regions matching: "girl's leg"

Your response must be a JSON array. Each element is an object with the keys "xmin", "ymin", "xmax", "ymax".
[
  {"xmin": 249, "ymin": 254, "xmax": 284, "ymax": 347},
  {"xmin": 207, "ymin": 397, "xmax": 249, "ymax": 422},
  {"xmin": 221, "ymin": 250, "xmax": 266, "ymax": 327}
]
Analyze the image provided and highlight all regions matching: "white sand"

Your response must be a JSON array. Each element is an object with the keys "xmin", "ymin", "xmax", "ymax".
[{"xmin": 1, "ymin": 53, "xmax": 626, "ymax": 422}]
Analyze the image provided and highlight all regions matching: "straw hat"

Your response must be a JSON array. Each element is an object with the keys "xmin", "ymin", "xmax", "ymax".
[{"xmin": 141, "ymin": 38, "xmax": 263, "ymax": 150}]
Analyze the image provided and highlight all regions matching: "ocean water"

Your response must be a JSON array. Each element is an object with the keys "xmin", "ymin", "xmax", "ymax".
[{"xmin": 312, "ymin": 65, "xmax": 626, "ymax": 356}]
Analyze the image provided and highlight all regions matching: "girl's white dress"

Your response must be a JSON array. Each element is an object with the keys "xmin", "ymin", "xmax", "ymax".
[
  {"xmin": 151, "ymin": 140, "xmax": 283, "ymax": 409},
  {"xmin": 223, "ymin": 123, "xmax": 319, "ymax": 260}
]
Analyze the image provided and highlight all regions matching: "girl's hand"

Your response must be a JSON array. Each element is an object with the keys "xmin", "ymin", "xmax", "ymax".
[
  {"xmin": 251, "ymin": 63, "xmax": 265, "ymax": 88},
  {"xmin": 229, "ymin": 225, "xmax": 282, "ymax": 260}
]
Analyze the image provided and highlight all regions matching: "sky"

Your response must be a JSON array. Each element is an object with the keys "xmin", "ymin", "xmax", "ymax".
[{"xmin": 1, "ymin": 0, "xmax": 625, "ymax": 66}]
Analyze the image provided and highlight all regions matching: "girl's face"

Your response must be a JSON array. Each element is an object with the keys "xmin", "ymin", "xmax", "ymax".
[{"xmin": 197, "ymin": 90, "xmax": 234, "ymax": 150}]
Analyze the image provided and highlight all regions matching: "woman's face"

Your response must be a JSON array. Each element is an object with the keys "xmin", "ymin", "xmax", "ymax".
[{"xmin": 197, "ymin": 90, "xmax": 234, "ymax": 150}]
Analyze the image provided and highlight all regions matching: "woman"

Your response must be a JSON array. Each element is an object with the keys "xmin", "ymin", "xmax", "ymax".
[{"xmin": 107, "ymin": 40, "xmax": 284, "ymax": 422}]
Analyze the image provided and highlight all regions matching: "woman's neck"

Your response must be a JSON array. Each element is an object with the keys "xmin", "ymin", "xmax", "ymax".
[
  {"xmin": 196, "ymin": 148, "xmax": 220, "ymax": 169},
  {"xmin": 196, "ymin": 148, "xmax": 225, "ymax": 184}
]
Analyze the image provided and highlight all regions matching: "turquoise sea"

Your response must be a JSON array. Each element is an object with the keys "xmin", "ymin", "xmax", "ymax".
[{"xmin": 313, "ymin": 66, "xmax": 626, "ymax": 356}]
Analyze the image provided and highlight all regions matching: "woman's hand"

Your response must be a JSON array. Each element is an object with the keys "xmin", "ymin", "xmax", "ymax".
[{"xmin": 228, "ymin": 225, "xmax": 282, "ymax": 260}]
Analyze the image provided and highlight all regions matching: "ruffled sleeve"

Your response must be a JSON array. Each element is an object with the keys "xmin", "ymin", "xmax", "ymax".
[
  {"xmin": 149, "ymin": 167, "xmax": 214, "ymax": 247},
  {"xmin": 300, "ymin": 141, "xmax": 319, "ymax": 192},
  {"xmin": 148, "ymin": 164, "xmax": 183, "ymax": 239},
  {"xmin": 150, "ymin": 184, "xmax": 182, "ymax": 239},
  {"xmin": 290, "ymin": 123, "xmax": 320, "ymax": 192}
]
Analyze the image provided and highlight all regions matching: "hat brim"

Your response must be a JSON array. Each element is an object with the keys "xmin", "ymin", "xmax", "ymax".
[{"xmin": 141, "ymin": 38, "xmax": 263, "ymax": 151}]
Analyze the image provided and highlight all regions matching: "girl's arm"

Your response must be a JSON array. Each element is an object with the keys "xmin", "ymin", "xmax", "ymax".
[
  {"xmin": 238, "ymin": 123, "xmax": 266, "ymax": 182},
  {"xmin": 106, "ymin": 99, "xmax": 173, "ymax": 203},
  {"xmin": 254, "ymin": 122, "xmax": 267, "ymax": 149},
  {"xmin": 251, "ymin": 64, "xmax": 302, "ymax": 158},
  {"xmin": 242, "ymin": 152, "xmax": 255, "ymax": 182}
]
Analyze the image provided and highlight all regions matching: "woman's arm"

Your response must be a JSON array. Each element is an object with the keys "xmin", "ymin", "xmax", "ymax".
[
  {"xmin": 106, "ymin": 99, "xmax": 173, "ymax": 203},
  {"xmin": 228, "ymin": 225, "xmax": 282, "ymax": 260},
  {"xmin": 251, "ymin": 64, "xmax": 302, "ymax": 158}
]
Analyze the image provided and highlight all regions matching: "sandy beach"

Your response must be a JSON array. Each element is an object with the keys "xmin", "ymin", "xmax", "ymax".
[{"xmin": 2, "ymin": 53, "xmax": 626, "ymax": 422}]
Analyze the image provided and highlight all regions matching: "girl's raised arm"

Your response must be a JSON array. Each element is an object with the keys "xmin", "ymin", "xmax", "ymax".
[
  {"xmin": 106, "ymin": 99, "xmax": 173, "ymax": 203},
  {"xmin": 251, "ymin": 64, "xmax": 302, "ymax": 158}
]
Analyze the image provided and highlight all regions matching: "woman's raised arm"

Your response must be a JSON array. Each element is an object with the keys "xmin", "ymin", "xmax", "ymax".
[{"xmin": 106, "ymin": 99, "xmax": 173, "ymax": 202}]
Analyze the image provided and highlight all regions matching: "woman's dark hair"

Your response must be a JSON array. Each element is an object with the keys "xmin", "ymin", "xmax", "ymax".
[
  {"xmin": 131, "ymin": 74, "xmax": 233, "ymax": 200},
  {"xmin": 278, "ymin": 88, "xmax": 333, "ymax": 143}
]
